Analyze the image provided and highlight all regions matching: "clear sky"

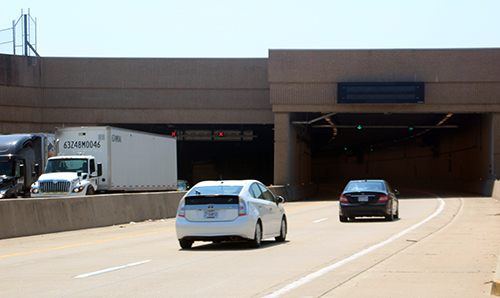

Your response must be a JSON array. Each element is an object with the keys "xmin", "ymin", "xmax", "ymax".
[{"xmin": 0, "ymin": 0, "xmax": 499, "ymax": 58}]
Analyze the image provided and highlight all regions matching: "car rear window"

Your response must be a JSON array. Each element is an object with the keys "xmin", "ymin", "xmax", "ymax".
[
  {"xmin": 186, "ymin": 185, "xmax": 243, "ymax": 196},
  {"xmin": 345, "ymin": 182, "xmax": 385, "ymax": 192},
  {"xmin": 185, "ymin": 196, "xmax": 239, "ymax": 205}
]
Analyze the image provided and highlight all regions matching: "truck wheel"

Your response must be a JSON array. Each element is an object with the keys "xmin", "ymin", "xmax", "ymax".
[{"xmin": 86, "ymin": 187, "xmax": 95, "ymax": 195}]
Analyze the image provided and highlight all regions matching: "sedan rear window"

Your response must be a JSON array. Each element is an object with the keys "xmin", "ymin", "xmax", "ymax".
[
  {"xmin": 345, "ymin": 182, "xmax": 385, "ymax": 192},
  {"xmin": 186, "ymin": 185, "xmax": 243, "ymax": 196}
]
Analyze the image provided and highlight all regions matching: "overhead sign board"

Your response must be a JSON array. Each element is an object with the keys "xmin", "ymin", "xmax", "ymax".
[
  {"xmin": 337, "ymin": 82, "xmax": 424, "ymax": 104},
  {"xmin": 172, "ymin": 130, "xmax": 255, "ymax": 141}
]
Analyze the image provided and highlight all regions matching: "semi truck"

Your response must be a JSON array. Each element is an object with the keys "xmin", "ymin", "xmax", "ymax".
[
  {"xmin": 31, "ymin": 126, "xmax": 177, "ymax": 197},
  {"xmin": 0, "ymin": 133, "xmax": 55, "ymax": 198}
]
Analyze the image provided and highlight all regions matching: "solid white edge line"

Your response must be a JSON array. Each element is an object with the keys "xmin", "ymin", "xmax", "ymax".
[
  {"xmin": 313, "ymin": 218, "xmax": 329, "ymax": 223},
  {"xmin": 73, "ymin": 260, "xmax": 151, "ymax": 278},
  {"xmin": 262, "ymin": 196, "xmax": 445, "ymax": 298}
]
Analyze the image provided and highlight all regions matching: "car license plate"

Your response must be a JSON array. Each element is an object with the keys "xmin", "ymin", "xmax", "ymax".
[
  {"xmin": 204, "ymin": 210, "xmax": 218, "ymax": 219},
  {"xmin": 358, "ymin": 196, "xmax": 368, "ymax": 202}
]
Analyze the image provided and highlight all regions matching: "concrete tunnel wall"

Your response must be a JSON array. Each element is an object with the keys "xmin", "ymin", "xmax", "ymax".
[{"xmin": 311, "ymin": 113, "xmax": 494, "ymax": 194}]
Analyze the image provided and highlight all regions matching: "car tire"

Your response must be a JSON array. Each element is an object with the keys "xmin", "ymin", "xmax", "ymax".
[
  {"xmin": 394, "ymin": 205, "xmax": 399, "ymax": 219},
  {"xmin": 179, "ymin": 239, "xmax": 193, "ymax": 249},
  {"xmin": 248, "ymin": 221, "xmax": 262, "ymax": 248},
  {"xmin": 385, "ymin": 206, "xmax": 394, "ymax": 221},
  {"xmin": 339, "ymin": 215, "xmax": 348, "ymax": 222},
  {"xmin": 275, "ymin": 217, "xmax": 287, "ymax": 242}
]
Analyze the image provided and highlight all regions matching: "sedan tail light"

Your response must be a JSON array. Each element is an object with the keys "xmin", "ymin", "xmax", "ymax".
[
  {"xmin": 239, "ymin": 198, "xmax": 247, "ymax": 216},
  {"xmin": 340, "ymin": 195, "xmax": 349, "ymax": 203},
  {"xmin": 177, "ymin": 201, "xmax": 185, "ymax": 217},
  {"xmin": 378, "ymin": 195, "xmax": 389, "ymax": 203}
]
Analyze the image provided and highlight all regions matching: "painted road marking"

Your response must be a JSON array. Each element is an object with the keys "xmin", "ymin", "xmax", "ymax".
[
  {"xmin": 263, "ymin": 196, "xmax": 446, "ymax": 298},
  {"xmin": 73, "ymin": 260, "xmax": 151, "ymax": 278},
  {"xmin": 0, "ymin": 229, "xmax": 175, "ymax": 259},
  {"xmin": 313, "ymin": 218, "xmax": 329, "ymax": 223}
]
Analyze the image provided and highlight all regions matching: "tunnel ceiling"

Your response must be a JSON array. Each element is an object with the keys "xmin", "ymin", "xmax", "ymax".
[{"xmin": 294, "ymin": 113, "xmax": 475, "ymax": 154}]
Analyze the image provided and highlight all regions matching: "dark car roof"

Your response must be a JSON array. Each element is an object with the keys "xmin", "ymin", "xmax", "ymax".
[
  {"xmin": 348, "ymin": 179, "xmax": 386, "ymax": 183},
  {"xmin": 343, "ymin": 180, "xmax": 388, "ymax": 193}
]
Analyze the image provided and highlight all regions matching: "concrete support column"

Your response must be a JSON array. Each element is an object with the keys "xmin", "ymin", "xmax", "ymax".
[
  {"xmin": 274, "ymin": 112, "xmax": 300, "ymax": 186},
  {"xmin": 493, "ymin": 113, "xmax": 500, "ymax": 180}
]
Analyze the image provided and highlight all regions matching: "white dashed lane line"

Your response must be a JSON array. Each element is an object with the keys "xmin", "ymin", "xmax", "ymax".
[
  {"xmin": 263, "ymin": 196, "xmax": 445, "ymax": 298},
  {"xmin": 73, "ymin": 260, "xmax": 151, "ymax": 278}
]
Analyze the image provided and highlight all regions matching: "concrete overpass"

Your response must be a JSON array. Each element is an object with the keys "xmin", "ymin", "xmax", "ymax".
[{"xmin": 1, "ymin": 49, "xmax": 500, "ymax": 195}]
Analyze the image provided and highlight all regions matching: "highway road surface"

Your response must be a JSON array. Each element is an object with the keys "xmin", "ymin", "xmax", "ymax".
[{"xmin": 1, "ymin": 188, "xmax": 499, "ymax": 297}]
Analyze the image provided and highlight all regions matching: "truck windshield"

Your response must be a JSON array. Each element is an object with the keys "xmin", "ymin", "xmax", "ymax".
[
  {"xmin": 45, "ymin": 159, "xmax": 88, "ymax": 174},
  {"xmin": 0, "ymin": 159, "xmax": 14, "ymax": 176}
]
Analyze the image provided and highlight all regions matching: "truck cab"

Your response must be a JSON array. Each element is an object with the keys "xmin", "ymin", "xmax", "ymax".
[
  {"xmin": 31, "ymin": 155, "xmax": 102, "ymax": 197},
  {"xmin": 0, "ymin": 135, "xmax": 36, "ymax": 198}
]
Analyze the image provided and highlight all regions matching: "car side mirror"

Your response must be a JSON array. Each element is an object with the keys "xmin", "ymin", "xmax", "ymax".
[
  {"xmin": 276, "ymin": 196, "xmax": 285, "ymax": 204},
  {"xmin": 394, "ymin": 189, "xmax": 400, "ymax": 196}
]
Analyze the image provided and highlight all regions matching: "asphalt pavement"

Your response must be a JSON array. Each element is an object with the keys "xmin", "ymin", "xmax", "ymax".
[{"xmin": 313, "ymin": 184, "xmax": 500, "ymax": 297}]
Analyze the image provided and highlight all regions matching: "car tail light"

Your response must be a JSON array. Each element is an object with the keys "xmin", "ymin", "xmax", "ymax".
[
  {"xmin": 378, "ymin": 195, "xmax": 389, "ymax": 203},
  {"xmin": 177, "ymin": 201, "xmax": 185, "ymax": 217},
  {"xmin": 340, "ymin": 196, "xmax": 349, "ymax": 203},
  {"xmin": 239, "ymin": 199, "xmax": 247, "ymax": 216}
]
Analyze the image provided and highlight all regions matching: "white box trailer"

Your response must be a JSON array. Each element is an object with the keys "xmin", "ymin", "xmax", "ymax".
[{"xmin": 31, "ymin": 127, "xmax": 177, "ymax": 196}]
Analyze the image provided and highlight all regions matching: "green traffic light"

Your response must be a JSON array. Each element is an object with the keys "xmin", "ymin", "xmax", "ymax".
[
  {"xmin": 409, "ymin": 126, "xmax": 414, "ymax": 130},
  {"xmin": 357, "ymin": 125, "xmax": 362, "ymax": 130}
]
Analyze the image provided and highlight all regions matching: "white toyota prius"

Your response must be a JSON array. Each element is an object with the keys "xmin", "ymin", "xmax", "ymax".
[{"xmin": 175, "ymin": 180, "xmax": 287, "ymax": 249}]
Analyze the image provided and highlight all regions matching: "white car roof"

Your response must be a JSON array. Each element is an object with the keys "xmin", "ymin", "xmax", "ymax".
[{"xmin": 193, "ymin": 180, "xmax": 259, "ymax": 187}]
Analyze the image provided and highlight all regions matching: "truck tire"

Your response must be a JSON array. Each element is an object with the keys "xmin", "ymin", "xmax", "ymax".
[{"xmin": 86, "ymin": 187, "xmax": 95, "ymax": 195}]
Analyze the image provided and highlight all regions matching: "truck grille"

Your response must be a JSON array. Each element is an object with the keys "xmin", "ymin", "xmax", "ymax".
[{"xmin": 40, "ymin": 181, "xmax": 71, "ymax": 193}]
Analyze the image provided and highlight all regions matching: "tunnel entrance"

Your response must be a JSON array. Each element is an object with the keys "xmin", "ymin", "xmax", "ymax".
[
  {"xmin": 109, "ymin": 123, "xmax": 275, "ymax": 186},
  {"xmin": 292, "ymin": 113, "xmax": 491, "ymax": 188}
]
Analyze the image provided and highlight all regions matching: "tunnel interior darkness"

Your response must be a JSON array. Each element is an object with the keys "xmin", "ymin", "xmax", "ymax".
[
  {"xmin": 296, "ymin": 113, "xmax": 490, "ymax": 188},
  {"xmin": 110, "ymin": 123, "xmax": 275, "ymax": 186},
  {"xmin": 110, "ymin": 113, "xmax": 489, "ymax": 190}
]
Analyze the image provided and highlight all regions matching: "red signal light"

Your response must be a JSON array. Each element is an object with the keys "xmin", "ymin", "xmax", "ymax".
[
  {"xmin": 171, "ymin": 131, "xmax": 176, "ymax": 137},
  {"xmin": 218, "ymin": 131, "xmax": 224, "ymax": 137}
]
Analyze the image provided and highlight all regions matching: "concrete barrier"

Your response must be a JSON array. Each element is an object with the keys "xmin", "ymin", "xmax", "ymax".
[
  {"xmin": 493, "ymin": 254, "xmax": 500, "ymax": 296},
  {"xmin": 270, "ymin": 183, "xmax": 316, "ymax": 202},
  {"xmin": 0, "ymin": 184, "xmax": 316, "ymax": 239},
  {"xmin": 0, "ymin": 191, "xmax": 185, "ymax": 239}
]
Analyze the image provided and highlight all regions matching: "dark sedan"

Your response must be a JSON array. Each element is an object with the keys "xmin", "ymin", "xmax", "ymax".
[{"xmin": 339, "ymin": 179, "xmax": 399, "ymax": 222}]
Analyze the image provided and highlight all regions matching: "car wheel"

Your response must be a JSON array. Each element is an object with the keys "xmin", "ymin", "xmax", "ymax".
[
  {"xmin": 248, "ymin": 221, "xmax": 262, "ymax": 248},
  {"xmin": 394, "ymin": 204, "xmax": 399, "ymax": 219},
  {"xmin": 385, "ymin": 206, "xmax": 394, "ymax": 221},
  {"xmin": 275, "ymin": 217, "xmax": 287, "ymax": 242},
  {"xmin": 179, "ymin": 239, "xmax": 193, "ymax": 249},
  {"xmin": 339, "ymin": 215, "xmax": 348, "ymax": 222}
]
